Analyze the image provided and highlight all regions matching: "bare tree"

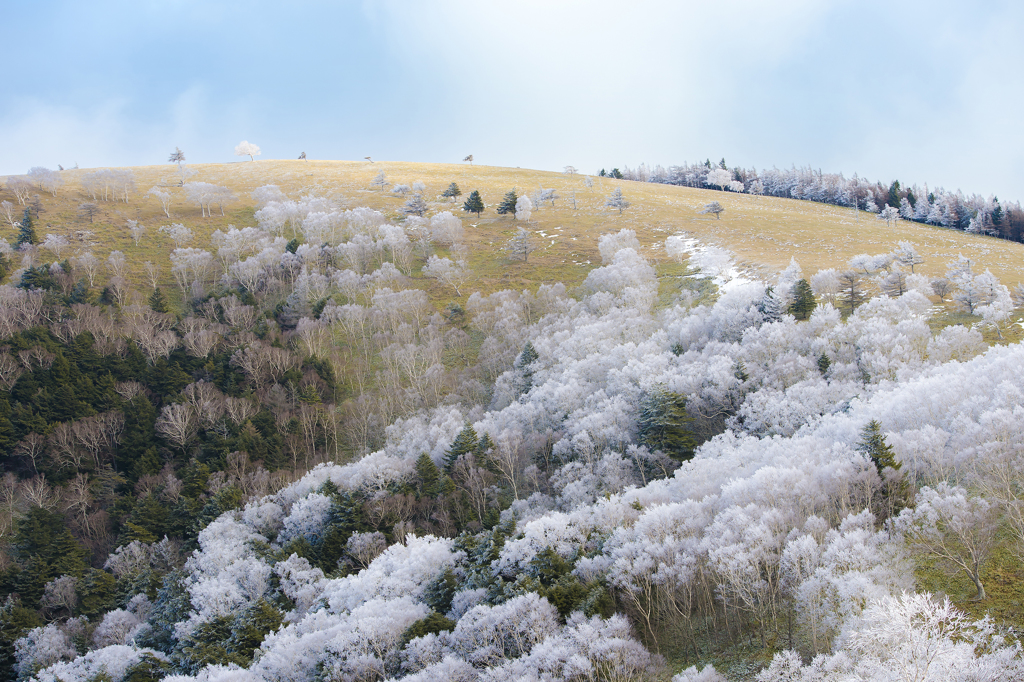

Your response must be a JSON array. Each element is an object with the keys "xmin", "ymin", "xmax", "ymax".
[
  {"xmin": 78, "ymin": 202, "xmax": 100, "ymax": 223},
  {"xmin": 73, "ymin": 252, "xmax": 101, "ymax": 287},
  {"xmin": 1, "ymin": 200, "xmax": 17, "ymax": 229},
  {"xmin": 15, "ymin": 433, "xmax": 48, "ymax": 474},
  {"xmin": 106, "ymin": 250, "xmax": 129, "ymax": 279},
  {"xmin": 156, "ymin": 403, "xmax": 199, "ymax": 453}
]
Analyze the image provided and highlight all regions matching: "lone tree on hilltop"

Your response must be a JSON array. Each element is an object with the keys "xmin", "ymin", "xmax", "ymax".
[
  {"xmin": 234, "ymin": 140, "xmax": 261, "ymax": 161},
  {"xmin": 497, "ymin": 189, "xmax": 518, "ymax": 218},
  {"xmin": 463, "ymin": 190, "xmax": 484, "ymax": 216},
  {"xmin": 699, "ymin": 201, "xmax": 724, "ymax": 219},
  {"xmin": 463, "ymin": 154, "xmax": 474, "ymax": 165},
  {"xmin": 605, "ymin": 187, "xmax": 630, "ymax": 214},
  {"xmin": 371, "ymin": 170, "xmax": 389, "ymax": 191},
  {"xmin": 442, "ymin": 182, "xmax": 462, "ymax": 203},
  {"xmin": 169, "ymin": 147, "xmax": 185, "ymax": 166}
]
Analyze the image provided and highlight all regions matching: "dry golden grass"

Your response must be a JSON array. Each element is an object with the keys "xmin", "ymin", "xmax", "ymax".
[{"xmin": 7, "ymin": 159, "xmax": 1024, "ymax": 309}]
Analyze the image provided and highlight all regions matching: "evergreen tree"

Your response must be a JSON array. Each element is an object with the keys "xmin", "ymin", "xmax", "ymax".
[
  {"xmin": 757, "ymin": 286, "xmax": 786, "ymax": 323},
  {"xmin": 445, "ymin": 423, "xmax": 479, "ymax": 471},
  {"xmin": 788, "ymin": 278, "xmax": 816, "ymax": 320},
  {"xmin": 15, "ymin": 208, "xmax": 36, "ymax": 247},
  {"xmin": 888, "ymin": 180, "xmax": 901, "ymax": 209},
  {"xmin": 857, "ymin": 419, "xmax": 908, "ymax": 521},
  {"xmin": 992, "ymin": 199, "xmax": 1004, "ymax": 226},
  {"xmin": 441, "ymin": 182, "xmax": 462, "ymax": 202},
  {"xmin": 415, "ymin": 453, "xmax": 445, "ymax": 498},
  {"xmin": 637, "ymin": 388, "xmax": 697, "ymax": 462},
  {"xmin": 462, "ymin": 190, "xmax": 484, "ymax": 216},
  {"xmin": 514, "ymin": 341, "xmax": 539, "ymax": 395},
  {"xmin": 496, "ymin": 189, "xmax": 518, "ymax": 218},
  {"xmin": 610, "ymin": 168, "xmax": 623, "ymax": 179},
  {"xmin": 149, "ymin": 287, "xmax": 168, "ymax": 313}
]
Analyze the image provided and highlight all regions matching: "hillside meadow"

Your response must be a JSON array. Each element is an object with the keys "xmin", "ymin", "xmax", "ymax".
[{"xmin": 11, "ymin": 159, "xmax": 1024, "ymax": 322}]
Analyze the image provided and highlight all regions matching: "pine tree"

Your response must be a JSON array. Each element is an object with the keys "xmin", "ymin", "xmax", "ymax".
[
  {"xmin": 462, "ymin": 190, "xmax": 484, "ymax": 216},
  {"xmin": 788, "ymin": 278, "xmax": 816, "ymax": 320},
  {"xmin": 441, "ymin": 182, "xmax": 462, "ymax": 202},
  {"xmin": 637, "ymin": 388, "xmax": 697, "ymax": 462},
  {"xmin": 514, "ymin": 341, "xmax": 539, "ymax": 395},
  {"xmin": 415, "ymin": 453, "xmax": 444, "ymax": 498},
  {"xmin": 149, "ymin": 287, "xmax": 168, "ymax": 313},
  {"xmin": 757, "ymin": 286, "xmax": 786, "ymax": 323},
  {"xmin": 857, "ymin": 419, "xmax": 908, "ymax": 521},
  {"xmin": 496, "ymin": 189, "xmax": 518, "ymax": 218},
  {"xmin": 16, "ymin": 208, "xmax": 36, "ymax": 246},
  {"xmin": 445, "ymin": 424, "xmax": 479, "ymax": 470}
]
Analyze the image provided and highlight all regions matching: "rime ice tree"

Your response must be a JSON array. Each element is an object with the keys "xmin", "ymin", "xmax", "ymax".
[
  {"xmin": 504, "ymin": 227, "xmax": 537, "ymax": 263},
  {"xmin": 605, "ymin": 187, "xmax": 630, "ymax": 214},
  {"xmin": 699, "ymin": 201, "xmax": 724, "ymax": 219},
  {"xmin": 463, "ymin": 190, "xmax": 484, "ymax": 216},
  {"xmin": 234, "ymin": 140, "xmax": 261, "ymax": 161},
  {"xmin": 371, "ymin": 170, "xmax": 389, "ymax": 191},
  {"xmin": 515, "ymin": 196, "xmax": 533, "ymax": 222},
  {"xmin": 706, "ymin": 167, "xmax": 732, "ymax": 191},
  {"xmin": 400, "ymin": 193, "xmax": 428, "ymax": 217},
  {"xmin": 878, "ymin": 205, "xmax": 899, "ymax": 228},
  {"xmin": 423, "ymin": 254, "xmax": 469, "ymax": 296},
  {"xmin": 898, "ymin": 483, "xmax": 1001, "ymax": 600},
  {"xmin": 147, "ymin": 187, "xmax": 172, "ymax": 218}
]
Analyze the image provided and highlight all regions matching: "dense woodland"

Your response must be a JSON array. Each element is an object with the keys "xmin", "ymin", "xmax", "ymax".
[
  {"xmin": 1, "ymin": 165, "xmax": 1024, "ymax": 681},
  {"xmin": 619, "ymin": 160, "xmax": 1024, "ymax": 244}
]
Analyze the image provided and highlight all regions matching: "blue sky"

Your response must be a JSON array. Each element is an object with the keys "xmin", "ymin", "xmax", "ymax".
[{"xmin": 3, "ymin": 0, "xmax": 1022, "ymax": 201}]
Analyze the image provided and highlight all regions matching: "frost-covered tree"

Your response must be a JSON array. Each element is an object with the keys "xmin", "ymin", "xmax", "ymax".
[
  {"xmin": 698, "ymin": 201, "xmax": 724, "ymax": 219},
  {"xmin": 234, "ymin": 140, "xmax": 261, "ymax": 161},
  {"xmin": 503, "ymin": 227, "xmax": 537, "ymax": 263},
  {"xmin": 423, "ymin": 255, "xmax": 468, "ymax": 296},
  {"xmin": 898, "ymin": 483, "xmax": 1001, "ymax": 600},
  {"xmin": 515, "ymin": 195, "xmax": 533, "ymax": 222},
  {"xmin": 706, "ymin": 167, "xmax": 732, "ymax": 191},
  {"xmin": 605, "ymin": 187, "xmax": 630, "ymax": 214},
  {"xmin": 878, "ymin": 204, "xmax": 899, "ymax": 227},
  {"xmin": 147, "ymin": 187, "xmax": 172, "ymax": 218},
  {"xmin": 401, "ymin": 193, "xmax": 428, "ymax": 217},
  {"xmin": 371, "ymin": 170, "xmax": 389, "ymax": 191}
]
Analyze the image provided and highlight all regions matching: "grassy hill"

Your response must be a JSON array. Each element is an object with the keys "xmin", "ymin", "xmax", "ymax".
[{"xmin": 7, "ymin": 159, "xmax": 1024, "ymax": 332}]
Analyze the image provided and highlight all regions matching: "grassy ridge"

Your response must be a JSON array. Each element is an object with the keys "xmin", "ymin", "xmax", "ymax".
[{"xmin": 7, "ymin": 159, "xmax": 1024, "ymax": 324}]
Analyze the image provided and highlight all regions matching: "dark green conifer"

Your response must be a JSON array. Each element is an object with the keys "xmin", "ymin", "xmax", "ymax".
[
  {"xmin": 16, "ymin": 208, "xmax": 36, "ymax": 247},
  {"xmin": 788, "ymin": 278, "xmax": 817, "ymax": 320},
  {"xmin": 496, "ymin": 189, "xmax": 518, "ymax": 217},
  {"xmin": 149, "ymin": 287, "xmax": 168, "ymax": 313},
  {"xmin": 462, "ymin": 190, "xmax": 484, "ymax": 216},
  {"xmin": 637, "ymin": 388, "xmax": 697, "ymax": 462}
]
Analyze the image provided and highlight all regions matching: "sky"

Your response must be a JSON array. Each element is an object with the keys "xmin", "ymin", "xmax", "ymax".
[{"xmin": 2, "ymin": 0, "xmax": 1023, "ymax": 201}]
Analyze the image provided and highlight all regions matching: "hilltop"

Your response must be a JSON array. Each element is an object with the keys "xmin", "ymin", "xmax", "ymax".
[{"xmin": 9, "ymin": 159, "xmax": 1024, "ymax": 305}]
